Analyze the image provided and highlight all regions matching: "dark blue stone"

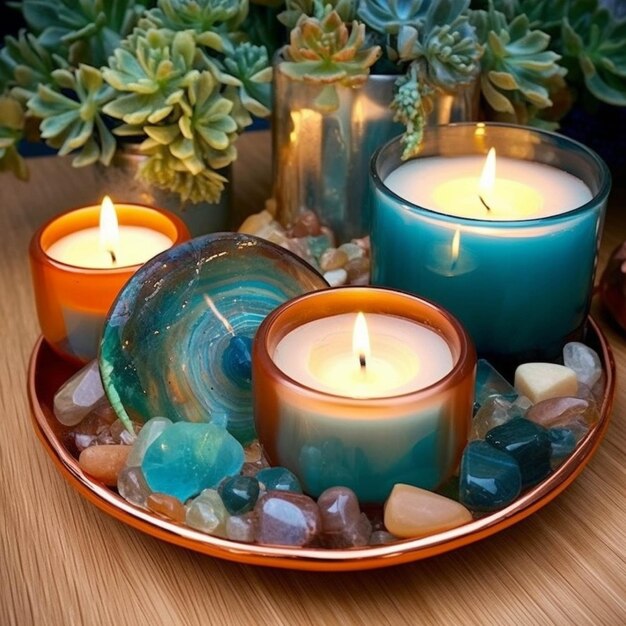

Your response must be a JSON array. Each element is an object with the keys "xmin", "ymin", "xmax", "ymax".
[
  {"xmin": 222, "ymin": 335, "xmax": 253, "ymax": 386},
  {"xmin": 459, "ymin": 441, "xmax": 522, "ymax": 512},
  {"xmin": 218, "ymin": 475, "xmax": 260, "ymax": 515},
  {"xmin": 486, "ymin": 418, "xmax": 552, "ymax": 488},
  {"xmin": 256, "ymin": 467, "xmax": 302, "ymax": 493},
  {"xmin": 548, "ymin": 428, "xmax": 577, "ymax": 466}
]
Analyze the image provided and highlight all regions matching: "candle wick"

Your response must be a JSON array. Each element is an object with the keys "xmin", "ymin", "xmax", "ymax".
[
  {"xmin": 478, "ymin": 194, "xmax": 493, "ymax": 212},
  {"xmin": 359, "ymin": 354, "xmax": 367, "ymax": 370},
  {"xmin": 108, "ymin": 249, "xmax": 117, "ymax": 265}
]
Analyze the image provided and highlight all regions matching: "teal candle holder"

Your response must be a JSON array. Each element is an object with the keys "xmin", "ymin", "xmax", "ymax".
[{"xmin": 370, "ymin": 123, "xmax": 611, "ymax": 367}]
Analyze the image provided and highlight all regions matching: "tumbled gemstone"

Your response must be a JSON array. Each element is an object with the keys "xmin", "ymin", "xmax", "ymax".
[
  {"xmin": 218, "ymin": 475, "xmax": 260, "ymax": 515},
  {"xmin": 459, "ymin": 441, "xmax": 521, "ymax": 512},
  {"xmin": 526, "ymin": 396, "xmax": 598, "ymax": 435},
  {"xmin": 471, "ymin": 395, "xmax": 525, "ymax": 441},
  {"xmin": 563, "ymin": 342, "xmax": 602, "ymax": 388},
  {"xmin": 514, "ymin": 363, "xmax": 578, "ymax": 403},
  {"xmin": 68, "ymin": 409, "xmax": 117, "ymax": 453},
  {"xmin": 485, "ymin": 419, "xmax": 551, "ymax": 488},
  {"xmin": 323, "ymin": 268, "xmax": 348, "ymax": 287},
  {"xmin": 344, "ymin": 257, "xmax": 370, "ymax": 283},
  {"xmin": 79, "ymin": 444, "xmax": 130, "ymax": 486},
  {"xmin": 142, "ymin": 423, "xmax": 244, "ymax": 501},
  {"xmin": 338, "ymin": 242, "xmax": 364, "ymax": 261},
  {"xmin": 226, "ymin": 513, "xmax": 256, "ymax": 543},
  {"xmin": 384, "ymin": 484, "xmax": 472, "ymax": 539},
  {"xmin": 319, "ymin": 248, "xmax": 348, "ymax": 272},
  {"xmin": 474, "ymin": 359, "xmax": 517, "ymax": 411},
  {"xmin": 126, "ymin": 417, "xmax": 172, "ymax": 467},
  {"xmin": 186, "ymin": 489, "xmax": 228, "ymax": 536},
  {"xmin": 369, "ymin": 530, "xmax": 397, "ymax": 545},
  {"xmin": 255, "ymin": 491, "xmax": 321, "ymax": 546},
  {"xmin": 321, "ymin": 513, "xmax": 372, "ymax": 548},
  {"xmin": 117, "ymin": 465, "xmax": 151, "ymax": 507},
  {"xmin": 317, "ymin": 487, "xmax": 370, "ymax": 548},
  {"xmin": 54, "ymin": 360, "xmax": 105, "ymax": 426},
  {"xmin": 95, "ymin": 418, "xmax": 140, "ymax": 447},
  {"xmin": 256, "ymin": 467, "xmax": 302, "ymax": 493},
  {"xmin": 244, "ymin": 441, "xmax": 264, "ymax": 463},
  {"xmin": 147, "ymin": 493, "xmax": 186, "ymax": 523},
  {"xmin": 548, "ymin": 428, "xmax": 577, "ymax": 467},
  {"xmin": 288, "ymin": 210, "xmax": 321, "ymax": 238}
]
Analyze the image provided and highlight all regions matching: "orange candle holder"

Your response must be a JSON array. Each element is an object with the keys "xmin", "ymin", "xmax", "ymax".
[
  {"xmin": 29, "ymin": 203, "xmax": 189, "ymax": 364},
  {"xmin": 253, "ymin": 287, "xmax": 477, "ymax": 503}
]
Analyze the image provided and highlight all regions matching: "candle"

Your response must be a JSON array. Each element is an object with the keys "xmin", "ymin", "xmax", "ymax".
[
  {"xmin": 273, "ymin": 312, "xmax": 453, "ymax": 398},
  {"xmin": 370, "ymin": 124, "xmax": 610, "ymax": 367},
  {"xmin": 253, "ymin": 287, "xmax": 476, "ymax": 503},
  {"xmin": 30, "ymin": 201, "xmax": 189, "ymax": 362}
]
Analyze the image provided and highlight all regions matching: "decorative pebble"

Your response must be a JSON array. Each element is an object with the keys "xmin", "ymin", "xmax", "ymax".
[
  {"xmin": 68, "ymin": 409, "xmax": 117, "ymax": 453},
  {"xmin": 514, "ymin": 363, "xmax": 578, "ymax": 403},
  {"xmin": 526, "ymin": 396, "xmax": 598, "ymax": 433},
  {"xmin": 459, "ymin": 441, "xmax": 521, "ymax": 512},
  {"xmin": 288, "ymin": 210, "xmax": 321, "ymax": 237},
  {"xmin": 142, "ymin": 423, "xmax": 244, "ymax": 501},
  {"xmin": 54, "ymin": 360, "xmax": 106, "ymax": 426},
  {"xmin": 471, "ymin": 395, "xmax": 525, "ymax": 441},
  {"xmin": 384, "ymin": 484, "xmax": 473, "ymax": 539},
  {"xmin": 323, "ymin": 268, "xmax": 348, "ymax": 287},
  {"xmin": 369, "ymin": 530, "xmax": 397, "ymax": 545},
  {"xmin": 307, "ymin": 234, "xmax": 333, "ymax": 263},
  {"xmin": 322, "ymin": 513, "xmax": 372, "ymax": 548},
  {"xmin": 95, "ymin": 418, "xmax": 139, "ymax": 447},
  {"xmin": 256, "ymin": 467, "xmax": 302, "ymax": 493},
  {"xmin": 319, "ymin": 247, "xmax": 348, "ymax": 272},
  {"xmin": 338, "ymin": 242, "xmax": 364, "ymax": 261},
  {"xmin": 244, "ymin": 441, "xmax": 264, "ymax": 464},
  {"xmin": 218, "ymin": 475, "xmax": 260, "ymax": 515},
  {"xmin": 563, "ymin": 342, "xmax": 602, "ymax": 388},
  {"xmin": 79, "ymin": 444, "xmax": 130, "ymax": 486},
  {"xmin": 485, "ymin": 419, "xmax": 552, "ymax": 488},
  {"xmin": 317, "ymin": 487, "xmax": 371, "ymax": 548},
  {"xmin": 548, "ymin": 428, "xmax": 577, "ymax": 467},
  {"xmin": 126, "ymin": 417, "xmax": 172, "ymax": 468},
  {"xmin": 474, "ymin": 359, "xmax": 517, "ymax": 411},
  {"xmin": 147, "ymin": 493, "xmax": 186, "ymax": 523},
  {"xmin": 255, "ymin": 491, "xmax": 321, "ymax": 546},
  {"xmin": 186, "ymin": 489, "xmax": 228, "ymax": 536},
  {"xmin": 238, "ymin": 210, "xmax": 274, "ymax": 235},
  {"xmin": 226, "ymin": 513, "xmax": 256, "ymax": 543},
  {"xmin": 117, "ymin": 465, "xmax": 151, "ymax": 507},
  {"xmin": 344, "ymin": 257, "xmax": 370, "ymax": 283}
]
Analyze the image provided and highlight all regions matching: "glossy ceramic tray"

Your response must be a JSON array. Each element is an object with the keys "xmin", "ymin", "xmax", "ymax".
[{"xmin": 28, "ymin": 318, "xmax": 615, "ymax": 571}]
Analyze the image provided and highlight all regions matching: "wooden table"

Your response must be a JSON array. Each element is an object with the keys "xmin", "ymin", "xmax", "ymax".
[{"xmin": 2, "ymin": 131, "xmax": 625, "ymax": 625}]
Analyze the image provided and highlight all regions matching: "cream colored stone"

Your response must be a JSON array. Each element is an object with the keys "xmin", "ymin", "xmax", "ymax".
[
  {"xmin": 383, "ymin": 484, "xmax": 473, "ymax": 539},
  {"xmin": 514, "ymin": 363, "xmax": 578, "ymax": 404},
  {"xmin": 238, "ymin": 209, "xmax": 273, "ymax": 234}
]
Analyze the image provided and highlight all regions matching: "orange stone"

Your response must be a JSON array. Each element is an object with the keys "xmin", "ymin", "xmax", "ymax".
[
  {"xmin": 78, "ymin": 445, "xmax": 130, "ymax": 486},
  {"xmin": 147, "ymin": 493, "xmax": 186, "ymax": 523},
  {"xmin": 384, "ymin": 484, "xmax": 473, "ymax": 539}
]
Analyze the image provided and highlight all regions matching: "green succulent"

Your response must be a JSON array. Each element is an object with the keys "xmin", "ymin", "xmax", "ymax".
[
  {"xmin": 278, "ymin": 0, "xmax": 357, "ymax": 28},
  {"xmin": 102, "ymin": 30, "xmax": 200, "ymax": 126},
  {"xmin": 0, "ymin": 30, "xmax": 67, "ymax": 103},
  {"xmin": 12, "ymin": 0, "xmax": 150, "ymax": 66},
  {"xmin": 135, "ymin": 71, "xmax": 238, "ymax": 202},
  {"xmin": 471, "ymin": 9, "xmax": 565, "ymax": 124},
  {"xmin": 357, "ymin": 0, "xmax": 431, "ymax": 35},
  {"xmin": 280, "ymin": 10, "xmax": 380, "ymax": 109},
  {"xmin": 0, "ymin": 96, "xmax": 27, "ymax": 179},
  {"xmin": 27, "ymin": 64, "xmax": 116, "ymax": 167}
]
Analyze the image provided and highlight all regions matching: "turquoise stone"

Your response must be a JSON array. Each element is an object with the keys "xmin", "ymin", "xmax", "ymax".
[
  {"xmin": 485, "ymin": 419, "xmax": 552, "ymax": 488},
  {"xmin": 459, "ymin": 441, "xmax": 522, "ymax": 512},
  {"xmin": 218, "ymin": 475, "xmax": 260, "ymax": 515},
  {"xmin": 548, "ymin": 428, "xmax": 577, "ymax": 467},
  {"xmin": 126, "ymin": 416, "xmax": 172, "ymax": 468},
  {"xmin": 474, "ymin": 359, "xmax": 518, "ymax": 412},
  {"xmin": 142, "ymin": 423, "xmax": 244, "ymax": 501},
  {"xmin": 256, "ymin": 467, "xmax": 302, "ymax": 493}
]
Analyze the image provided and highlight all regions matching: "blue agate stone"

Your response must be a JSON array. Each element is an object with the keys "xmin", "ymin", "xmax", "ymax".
[
  {"xmin": 459, "ymin": 441, "xmax": 521, "ymax": 512},
  {"xmin": 218, "ymin": 475, "xmax": 260, "ymax": 515},
  {"xmin": 485, "ymin": 419, "xmax": 552, "ymax": 488},
  {"xmin": 256, "ymin": 467, "xmax": 302, "ymax": 494},
  {"xmin": 142, "ymin": 422, "xmax": 244, "ymax": 501},
  {"xmin": 474, "ymin": 359, "xmax": 518, "ymax": 413}
]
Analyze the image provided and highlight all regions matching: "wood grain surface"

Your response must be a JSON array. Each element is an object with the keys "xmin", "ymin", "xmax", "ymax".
[{"xmin": 1, "ymin": 131, "xmax": 625, "ymax": 626}]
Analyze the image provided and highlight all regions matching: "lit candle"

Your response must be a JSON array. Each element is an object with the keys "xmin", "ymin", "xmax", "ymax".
[
  {"xmin": 273, "ymin": 312, "xmax": 453, "ymax": 398},
  {"xmin": 45, "ymin": 196, "xmax": 173, "ymax": 268},
  {"xmin": 253, "ymin": 287, "xmax": 476, "ymax": 503},
  {"xmin": 370, "ymin": 123, "xmax": 610, "ymax": 365},
  {"xmin": 30, "ymin": 201, "xmax": 189, "ymax": 362}
]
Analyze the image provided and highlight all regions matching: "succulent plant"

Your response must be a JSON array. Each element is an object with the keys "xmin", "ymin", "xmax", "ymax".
[
  {"xmin": 280, "ymin": 10, "xmax": 380, "ymax": 109},
  {"xmin": 357, "ymin": 0, "xmax": 431, "ymax": 35},
  {"xmin": 13, "ymin": 0, "xmax": 150, "ymax": 66},
  {"xmin": 0, "ymin": 96, "xmax": 27, "ymax": 179},
  {"xmin": 278, "ymin": 0, "xmax": 357, "ymax": 28},
  {"xmin": 27, "ymin": 64, "xmax": 116, "ymax": 166},
  {"xmin": 471, "ymin": 8, "xmax": 565, "ymax": 124}
]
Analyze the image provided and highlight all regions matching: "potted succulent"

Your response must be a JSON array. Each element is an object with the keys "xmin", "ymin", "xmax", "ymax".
[{"xmin": 0, "ymin": 0, "xmax": 274, "ymax": 234}]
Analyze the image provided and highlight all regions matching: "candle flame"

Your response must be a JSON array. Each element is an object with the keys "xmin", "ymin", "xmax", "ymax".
[
  {"xmin": 451, "ymin": 228, "xmax": 461, "ymax": 264},
  {"xmin": 99, "ymin": 195, "xmax": 120, "ymax": 264},
  {"xmin": 479, "ymin": 148, "xmax": 496, "ymax": 195},
  {"xmin": 352, "ymin": 312, "xmax": 370, "ymax": 369},
  {"xmin": 204, "ymin": 294, "xmax": 235, "ymax": 336}
]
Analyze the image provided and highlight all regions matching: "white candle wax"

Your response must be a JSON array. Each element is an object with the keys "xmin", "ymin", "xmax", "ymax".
[
  {"xmin": 273, "ymin": 313, "xmax": 454, "ymax": 399},
  {"xmin": 46, "ymin": 225, "xmax": 172, "ymax": 268},
  {"xmin": 385, "ymin": 155, "xmax": 592, "ymax": 220}
]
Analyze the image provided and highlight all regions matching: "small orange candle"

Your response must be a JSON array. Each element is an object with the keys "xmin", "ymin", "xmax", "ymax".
[{"xmin": 30, "ymin": 199, "xmax": 189, "ymax": 363}]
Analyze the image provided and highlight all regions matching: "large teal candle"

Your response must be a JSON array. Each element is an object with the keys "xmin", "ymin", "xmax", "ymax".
[{"xmin": 370, "ymin": 124, "xmax": 610, "ymax": 366}]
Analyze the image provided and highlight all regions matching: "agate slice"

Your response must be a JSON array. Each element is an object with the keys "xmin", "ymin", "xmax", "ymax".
[{"xmin": 100, "ymin": 233, "xmax": 327, "ymax": 444}]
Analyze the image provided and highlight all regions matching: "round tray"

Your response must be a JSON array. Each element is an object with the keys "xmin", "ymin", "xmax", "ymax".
[{"xmin": 28, "ymin": 319, "xmax": 615, "ymax": 571}]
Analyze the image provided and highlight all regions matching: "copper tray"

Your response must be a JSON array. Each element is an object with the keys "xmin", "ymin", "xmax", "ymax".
[{"xmin": 27, "ymin": 318, "xmax": 615, "ymax": 571}]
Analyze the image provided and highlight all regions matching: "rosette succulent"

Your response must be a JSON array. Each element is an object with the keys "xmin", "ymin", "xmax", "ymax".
[
  {"xmin": 278, "ymin": 0, "xmax": 357, "ymax": 28},
  {"xmin": 0, "ymin": 96, "xmax": 27, "ymax": 178}
]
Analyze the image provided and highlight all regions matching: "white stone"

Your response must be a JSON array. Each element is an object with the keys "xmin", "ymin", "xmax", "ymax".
[
  {"xmin": 514, "ymin": 363, "xmax": 578, "ymax": 404},
  {"xmin": 53, "ymin": 360, "xmax": 105, "ymax": 426},
  {"xmin": 563, "ymin": 342, "xmax": 603, "ymax": 388},
  {"xmin": 323, "ymin": 268, "xmax": 348, "ymax": 287}
]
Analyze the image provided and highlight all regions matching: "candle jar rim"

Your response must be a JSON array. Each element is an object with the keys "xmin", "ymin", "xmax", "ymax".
[
  {"xmin": 254, "ymin": 285, "xmax": 476, "ymax": 408},
  {"xmin": 30, "ymin": 202, "xmax": 190, "ymax": 274},
  {"xmin": 370, "ymin": 122, "xmax": 612, "ymax": 227}
]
